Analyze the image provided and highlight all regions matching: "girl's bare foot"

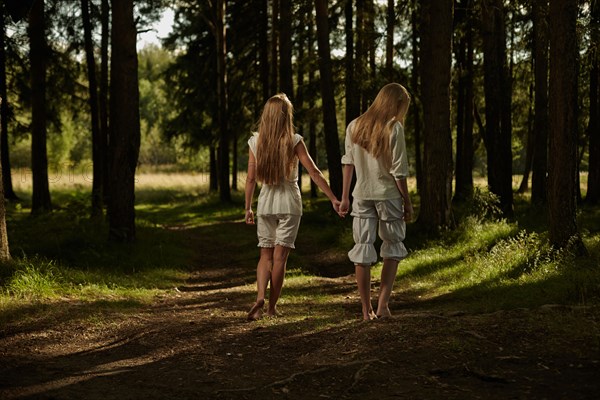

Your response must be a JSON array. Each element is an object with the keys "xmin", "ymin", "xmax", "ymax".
[
  {"xmin": 266, "ymin": 306, "xmax": 279, "ymax": 317},
  {"xmin": 362, "ymin": 309, "xmax": 378, "ymax": 321},
  {"xmin": 376, "ymin": 307, "xmax": 392, "ymax": 319},
  {"xmin": 247, "ymin": 299, "xmax": 265, "ymax": 321}
]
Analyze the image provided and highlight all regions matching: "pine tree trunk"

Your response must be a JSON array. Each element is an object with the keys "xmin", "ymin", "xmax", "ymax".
[
  {"xmin": 586, "ymin": 0, "xmax": 600, "ymax": 203},
  {"xmin": 314, "ymin": 0, "xmax": 342, "ymax": 197},
  {"xmin": 216, "ymin": 0, "xmax": 230, "ymax": 202},
  {"xmin": 270, "ymin": 0, "xmax": 279, "ymax": 93},
  {"xmin": 29, "ymin": 0, "xmax": 52, "ymax": 214},
  {"xmin": 0, "ymin": 9, "xmax": 17, "ymax": 201},
  {"xmin": 210, "ymin": 145, "xmax": 218, "ymax": 192},
  {"xmin": 548, "ymin": 0, "xmax": 583, "ymax": 250},
  {"xmin": 259, "ymin": 0, "xmax": 270, "ymax": 102},
  {"xmin": 481, "ymin": 0, "xmax": 513, "ymax": 217},
  {"xmin": 419, "ymin": 0, "xmax": 454, "ymax": 229},
  {"xmin": 0, "ymin": 99, "xmax": 9, "ymax": 261},
  {"xmin": 411, "ymin": 0, "xmax": 422, "ymax": 195},
  {"xmin": 308, "ymin": 12, "xmax": 318, "ymax": 198},
  {"xmin": 108, "ymin": 0, "xmax": 140, "ymax": 242},
  {"xmin": 385, "ymin": 0, "xmax": 395, "ymax": 80},
  {"xmin": 100, "ymin": 0, "xmax": 109, "ymax": 205},
  {"xmin": 345, "ymin": 0, "xmax": 360, "ymax": 126},
  {"xmin": 81, "ymin": 0, "xmax": 103, "ymax": 217}
]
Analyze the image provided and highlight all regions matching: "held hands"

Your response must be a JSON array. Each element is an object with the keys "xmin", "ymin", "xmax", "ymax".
[
  {"xmin": 331, "ymin": 199, "xmax": 341, "ymax": 215},
  {"xmin": 245, "ymin": 209, "xmax": 255, "ymax": 225},
  {"xmin": 338, "ymin": 198, "xmax": 350, "ymax": 218}
]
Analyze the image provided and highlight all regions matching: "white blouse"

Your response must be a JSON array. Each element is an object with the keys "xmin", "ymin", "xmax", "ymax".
[
  {"xmin": 248, "ymin": 133, "xmax": 303, "ymax": 216},
  {"xmin": 341, "ymin": 120, "xmax": 409, "ymax": 200}
]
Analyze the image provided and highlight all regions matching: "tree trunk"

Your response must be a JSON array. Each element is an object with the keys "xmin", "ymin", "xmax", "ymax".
[
  {"xmin": 531, "ymin": 0, "xmax": 549, "ymax": 204},
  {"xmin": 548, "ymin": 0, "xmax": 583, "ymax": 250},
  {"xmin": 385, "ymin": 0, "xmax": 395, "ymax": 80},
  {"xmin": 209, "ymin": 145, "xmax": 218, "ymax": 192},
  {"xmin": 216, "ymin": 0, "xmax": 230, "ymax": 202},
  {"xmin": 100, "ymin": 0, "xmax": 109, "ymax": 205},
  {"xmin": 481, "ymin": 0, "xmax": 513, "ymax": 217},
  {"xmin": 345, "ymin": 0, "xmax": 360, "ymax": 126},
  {"xmin": 419, "ymin": 0, "xmax": 453, "ymax": 229},
  {"xmin": 356, "ymin": 0, "xmax": 366, "ymax": 112},
  {"xmin": 0, "ymin": 90, "xmax": 9, "ymax": 261},
  {"xmin": 411, "ymin": 0, "xmax": 422, "ymax": 195},
  {"xmin": 0, "ymin": 7, "xmax": 17, "ymax": 201},
  {"xmin": 279, "ymin": 0, "xmax": 293, "ymax": 99},
  {"xmin": 587, "ymin": 0, "xmax": 600, "ymax": 203},
  {"xmin": 308, "ymin": 12, "xmax": 318, "ymax": 198},
  {"xmin": 518, "ymin": 82, "xmax": 534, "ymax": 193},
  {"xmin": 455, "ymin": 2, "xmax": 475, "ymax": 202},
  {"xmin": 29, "ymin": 0, "xmax": 51, "ymax": 214},
  {"xmin": 271, "ymin": 0, "xmax": 279, "ymax": 93},
  {"xmin": 108, "ymin": 0, "xmax": 140, "ymax": 242},
  {"xmin": 81, "ymin": 0, "xmax": 103, "ymax": 217},
  {"xmin": 259, "ymin": 0, "xmax": 270, "ymax": 102},
  {"xmin": 314, "ymin": 0, "xmax": 342, "ymax": 197}
]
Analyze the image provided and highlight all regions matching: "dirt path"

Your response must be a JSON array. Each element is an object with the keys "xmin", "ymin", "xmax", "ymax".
[{"xmin": 1, "ymin": 222, "xmax": 599, "ymax": 399}]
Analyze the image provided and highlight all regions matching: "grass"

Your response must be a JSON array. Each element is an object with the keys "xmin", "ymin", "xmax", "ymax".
[{"xmin": 2, "ymin": 172, "xmax": 600, "ymax": 329}]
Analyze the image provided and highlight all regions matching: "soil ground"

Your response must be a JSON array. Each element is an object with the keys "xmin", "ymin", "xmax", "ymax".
[{"xmin": 1, "ymin": 220, "xmax": 599, "ymax": 400}]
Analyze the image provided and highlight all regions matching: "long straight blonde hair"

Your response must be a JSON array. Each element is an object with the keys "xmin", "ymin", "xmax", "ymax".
[
  {"xmin": 352, "ymin": 83, "xmax": 411, "ymax": 166},
  {"xmin": 256, "ymin": 93, "xmax": 296, "ymax": 185}
]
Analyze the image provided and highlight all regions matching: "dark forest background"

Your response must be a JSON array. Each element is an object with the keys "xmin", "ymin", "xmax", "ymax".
[{"xmin": 0, "ymin": 0, "xmax": 598, "ymax": 259}]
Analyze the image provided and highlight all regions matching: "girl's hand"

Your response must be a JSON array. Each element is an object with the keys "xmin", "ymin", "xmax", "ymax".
[
  {"xmin": 339, "ymin": 198, "xmax": 350, "ymax": 218},
  {"xmin": 245, "ymin": 209, "xmax": 255, "ymax": 225},
  {"xmin": 332, "ymin": 199, "xmax": 341, "ymax": 214}
]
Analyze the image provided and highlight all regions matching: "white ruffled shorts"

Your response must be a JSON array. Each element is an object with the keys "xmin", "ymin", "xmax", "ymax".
[
  {"xmin": 256, "ymin": 213, "xmax": 301, "ymax": 249},
  {"xmin": 348, "ymin": 198, "xmax": 407, "ymax": 266}
]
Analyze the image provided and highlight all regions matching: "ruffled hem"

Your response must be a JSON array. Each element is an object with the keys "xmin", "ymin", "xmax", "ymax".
[
  {"xmin": 348, "ymin": 244, "xmax": 378, "ymax": 265},
  {"xmin": 381, "ymin": 242, "xmax": 408, "ymax": 261}
]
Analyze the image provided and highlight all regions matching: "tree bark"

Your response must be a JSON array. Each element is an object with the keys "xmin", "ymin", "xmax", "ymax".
[
  {"xmin": 587, "ymin": 0, "xmax": 600, "ymax": 203},
  {"xmin": 308, "ymin": 11, "xmax": 318, "ymax": 198},
  {"xmin": 216, "ymin": 0, "xmax": 230, "ymax": 202},
  {"xmin": 270, "ymin": 0, "xmax": 279, "ymax": 93},
  {"xmin": 0, "ymin": 91, "xmax": 9, "ymax": 261},
  {"xmin": 385, "ymin": 0, "xmax": 395, "ymax": 80},
  {"xmin": 100, "ymin": 0, "xmax": 110, "ymax": 205},
  {"xmin": 531, "ymin": 0, "xmax": 549, "ymax": 204},
  {"xmin": 279, "ymin": 0, "xmax": 293, "ymax": 99},
  {"xmin": 314, "ymin": 0, "xmax": 342, "ymax": 197},
  {"xmin": 411, "ymin": 0, "xmax": 422, "ymax": 194},
  {"xmin": 548, "ymin": 0, "xmax": 583, "ymax": 250},
  {"xmin": 81, "ymin": 0, "xmax": 103, "ymax": 217},
  {"xmin": 259, "ymin": 0, "xmax": 270, "ymax": 102},
  {"xmin": 0, "ymin": 6, "xmax": 17, "ymax": 201},
  {"xmin": 455, "ymin": 1, "xmax": 475, "ymax": 202},
  {"xmin": 108, "ymin": 0, "xmax": 140, "ymax": 242},
  {"xmin": 29, "ymin": 0, "xmax": 52, "ymax": 214},
  {"xmin": 345, "ymin": 0, "xmax": 360, "ymax": 126},
  {"xmin": 418, "ymin": 0, "xmax": 453, "ymax": 229},
  {"xmin": 481, "ymin": 0, "xmax": 513, "ymax": 217}
]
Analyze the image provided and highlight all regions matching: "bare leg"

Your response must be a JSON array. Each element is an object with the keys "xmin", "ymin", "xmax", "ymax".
[
  {"xmin": 355, "ymin": 264, "xmax": 376, "ymax": 320},
  {"xmin": 248, "ymin": 247, "xmax": 273, "ymax": 321},
  {"xmin": 267, "ymin": 245, "xmax": 291, "ymax": 316},
  {"xmin": 376, "ymin": 258, "xmax": 399, "ymax": 318}
]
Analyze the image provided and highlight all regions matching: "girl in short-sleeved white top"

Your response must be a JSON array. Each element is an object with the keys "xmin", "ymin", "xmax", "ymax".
[
  {"xmin": 244, "ymin": 93, "xmax": 340, "ymax": 321},
  {"xmin": 339, "ymin": 83, "xmax": 414, "ymax": 321}
]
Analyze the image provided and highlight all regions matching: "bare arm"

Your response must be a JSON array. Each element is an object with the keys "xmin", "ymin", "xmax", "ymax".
[
  {"xmin": 295, "ymin": 140, "xmax": 340, "ymax": 211},
  {"xmin": 339, "ymin": 164, "xmax": 354, "ymax": 217},
  {"xmin": 244, "ymin": 149, "xmax": 257, "ymax": 224},
  {"xmin": 395, "ymin": 178, "xmax": 413, "ymax": 222}
]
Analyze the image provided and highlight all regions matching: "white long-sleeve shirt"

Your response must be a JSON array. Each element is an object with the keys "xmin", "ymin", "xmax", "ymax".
[{"xmin": 341, "ymin": 119, "xmax": 409, "ymax": 200}]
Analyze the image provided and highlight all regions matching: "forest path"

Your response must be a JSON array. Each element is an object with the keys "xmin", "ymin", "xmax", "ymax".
[{"xmin": 1, "ymin": 220, "xmax": 599, "ymax": 399}]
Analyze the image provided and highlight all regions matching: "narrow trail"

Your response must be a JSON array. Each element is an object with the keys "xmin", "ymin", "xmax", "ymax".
[{"xmin": 1, "ymin": 221, "xmax": 599, "ymax": 399}]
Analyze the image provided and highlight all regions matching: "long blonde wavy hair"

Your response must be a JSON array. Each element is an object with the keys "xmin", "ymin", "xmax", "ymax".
[
  {"xmin": 256, "ymin": 93, "xmax": 296, "ymax": 185},
  {"xmin": 352, "ymin": 83, "xmax": 411, "ymax": 167}
]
